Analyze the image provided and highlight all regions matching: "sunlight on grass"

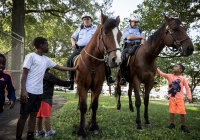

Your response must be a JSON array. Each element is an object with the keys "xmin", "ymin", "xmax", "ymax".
[
  {"xmin": 186, "ymin": 106, "xmax": 200, "ymax": 111},
  {"xmin": 47, "ymin": 92, "xmax": 200, "ymax": 140}
]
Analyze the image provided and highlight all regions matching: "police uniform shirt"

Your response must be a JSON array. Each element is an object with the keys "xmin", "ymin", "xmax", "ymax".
[
  {"xmin": 71, "ymin": 25, "xmax": 97, "ymax": 47},
  {"xmin": 122, "ymin": 25, "xmax": 143, "ymax": 43}
]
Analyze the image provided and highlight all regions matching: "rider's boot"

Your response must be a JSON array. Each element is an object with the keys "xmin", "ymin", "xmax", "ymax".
[
  {"xmin": 105, "ymin": 63, "xmax": 115, "ymax": 86},
  {"xmin": 120, "ymin": 60, "xmax": 127, "ymax": 86},
  {"xmin": 67, "ymin": 71, "xmax": 74, "ymax": 90}
]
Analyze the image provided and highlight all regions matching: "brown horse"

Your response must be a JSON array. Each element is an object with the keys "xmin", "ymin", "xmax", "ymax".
[
  {"xmin": 115, "ymin": 15, "xmax": 194, "ymax": 131},
  {"xmin": 74, "ymin": 11, "xmax": 122, "ymax": 138}
]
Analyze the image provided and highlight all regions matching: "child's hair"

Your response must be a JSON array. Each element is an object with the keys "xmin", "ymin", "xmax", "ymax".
[
  {"xmin": 0, "ymin": 53, "xmax": 6, "ymax": 61},
  {"xmin": 177, "ymin": 63, "xmax": 185, "ymax": 73},
  {"xmin": 33, "ymin": 37, "xmax": 47, "ymax": 49}
]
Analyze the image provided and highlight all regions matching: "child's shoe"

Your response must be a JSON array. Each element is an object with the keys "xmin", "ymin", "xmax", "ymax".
[
  {"xmin": 167, "ymin": 123, "xmax": 175, "ymax": 129},
  {"xmin": 36, "ymin": 129, "xmax": 45, "ymax": 138},
  {"xmin": 45, "ymin": 128, "xmax": 56, "ymax": 139},
  {"xmin": 181, "ymin": 125, "xmax": 190, "ymax": 133}
]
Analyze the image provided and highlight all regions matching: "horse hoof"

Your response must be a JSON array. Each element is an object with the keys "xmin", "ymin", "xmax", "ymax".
[
  {"xmin": 78, "ymin": 136, "xmax": 85, "ymax": 140},
  {"xmin": 93, "ymin": 130, "xmax": 99, "ymax": 135},
  {"xmin": 145, "ymin": 124, "xmax": 152, "ymax": 128},
  {"xmin": 137, "ymin": 129, "xmax": 143, "ymax": 133}
]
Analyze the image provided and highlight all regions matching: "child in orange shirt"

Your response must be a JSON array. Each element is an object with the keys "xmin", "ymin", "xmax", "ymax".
[{"xmin": 156, "ymin": 63, "xmax": 192, "ymax": 133}]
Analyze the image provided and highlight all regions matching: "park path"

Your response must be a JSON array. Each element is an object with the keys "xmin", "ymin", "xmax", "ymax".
[{"xmin": 0, "ymin": 95, "xmax": 66, "ymax": 140}]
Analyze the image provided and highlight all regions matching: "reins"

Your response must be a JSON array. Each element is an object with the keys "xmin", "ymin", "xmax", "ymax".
[{"xmin": 142, "ymin": 46, "xmax": 182, "ymax": 58}]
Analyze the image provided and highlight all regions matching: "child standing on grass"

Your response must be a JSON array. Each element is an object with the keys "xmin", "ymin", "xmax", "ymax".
[
  {"xmin": 35, "ymin": 69, "xmax": 73, "ymax": 139},
  {"xmin": 0, "ymin": 53, "xmax": 16, "ymax": 119},
  {"xmin": 156, "ymin": 63, "xmax": 192, "ymax": 133},
  {"xmin": 15, "ymin": 37, "xmax": 77, "ymax": 140}
]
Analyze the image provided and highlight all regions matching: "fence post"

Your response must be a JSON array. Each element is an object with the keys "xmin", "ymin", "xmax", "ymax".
[{"xmin": 0, "ymin": 30, "xmax": 24, "ymax": 97}]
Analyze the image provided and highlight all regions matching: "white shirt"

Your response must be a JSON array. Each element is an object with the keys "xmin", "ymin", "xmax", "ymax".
[{"xmin": 23, "ymin": 52, "xmax": 56, "ymax": 94}]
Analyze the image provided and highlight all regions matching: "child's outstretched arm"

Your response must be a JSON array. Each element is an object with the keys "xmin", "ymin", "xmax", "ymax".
[
  {"xmin": 45, "ymin": 72, "xmax": 73, "ymax": 87},
  {"xmin": 54, "ymin": 65, "xmax": 78, "ymax": 71},
  {"xmin": 156, "ymin": 68, "xmax": 169, "ymax": 79}
]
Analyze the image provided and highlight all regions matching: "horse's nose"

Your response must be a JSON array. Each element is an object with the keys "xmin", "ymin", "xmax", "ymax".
[
  {"xmin": 112, "ymin": 56, "xmax": 117, "ymax": 63},
  {"xmin": 187, "ymin": 46, "xmax": 194, "ymax": 55}
]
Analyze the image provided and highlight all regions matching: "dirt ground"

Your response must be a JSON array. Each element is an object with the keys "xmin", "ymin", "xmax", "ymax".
[{"xmin": 0, "ymin": 95, "xmax": 66, "ymax": 140}]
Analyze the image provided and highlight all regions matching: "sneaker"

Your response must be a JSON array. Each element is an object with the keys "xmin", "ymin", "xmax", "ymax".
[
  {"xmin": 107, "ymin": 77, "xmax": 115, "ymax": 86},
  {"xmin": 167, "ymin": 123, "xmax": 175, "ymax": 129},
  {"xmin": 120, "ymin": 78, "xmax": 126, "ymax": 86},
  {"xmin": 36, "ymin": 129, "xmax": 45, "ymax": 138},
  {"xmin": 45, "ymin": 128, "xmax": 56, "ymax": 139},
  {"xmin": 181, "ymin": 125, "xmax": 190, "ymax": 133}
]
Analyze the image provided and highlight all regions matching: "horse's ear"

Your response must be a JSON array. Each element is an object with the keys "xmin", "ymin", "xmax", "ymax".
[
  {"xmin": 100, "ymin": 10, "xmax": 108, "ymax": 24},
  {"xmin": 116, "ymin": 16, "xmax": 120, "ymax": 26},
  {"xmin": 164, "ymin": 14, "xmax": 171, "ymax": 23}
]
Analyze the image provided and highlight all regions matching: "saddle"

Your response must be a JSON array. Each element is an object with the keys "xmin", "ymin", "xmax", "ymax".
[
  {"xmin": 72, "ymin": 55, "xmax": 79, "ymax": 67},
  {"xmin": 124, "ymin": 44, "xmax": 140, "ymax": 67}
]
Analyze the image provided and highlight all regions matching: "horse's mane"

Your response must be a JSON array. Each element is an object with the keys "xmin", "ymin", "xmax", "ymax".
[
  {"xmin": 103, "ymin": 18, "xmax": 118, "ymax": 30},
  {"xmin": 147, "ymin": 18, "xmax": 182, "ymax": 46}
]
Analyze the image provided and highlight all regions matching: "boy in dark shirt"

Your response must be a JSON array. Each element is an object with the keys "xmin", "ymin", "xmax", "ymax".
[
  {"xmin": 0, "ymin": 53, "xmax": 16, "ymax": 118},
  {"xmin": 36, "ymin": 69, "xmax": 73, "ymax": 139}
]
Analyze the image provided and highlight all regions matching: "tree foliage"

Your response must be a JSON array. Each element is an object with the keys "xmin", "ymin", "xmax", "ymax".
[
  {"xmin": 0, "ymin": 0, "xmax": 114, "ymax": 79},
  {"xmin": 130, "ymin": 0, "xmax": 200, "ymax": 94}
]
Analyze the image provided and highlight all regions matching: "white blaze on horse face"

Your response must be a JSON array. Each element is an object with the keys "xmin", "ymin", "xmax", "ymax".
[{"xmin": 112, "ymin": 27, "xmax": 122, "ymax": 65}]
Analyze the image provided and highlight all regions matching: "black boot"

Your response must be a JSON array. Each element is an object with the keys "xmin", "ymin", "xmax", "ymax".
[
  {"xmin": 120, "ymin": 62, "xmax": 127, "ymax": 86},
  {"xmin": 68, "ymin": 71, "xmax": 74, "ymax": 90},
  {"xmin": 105, "ymin": 63, "xmax": 115, "ymax": 86}
]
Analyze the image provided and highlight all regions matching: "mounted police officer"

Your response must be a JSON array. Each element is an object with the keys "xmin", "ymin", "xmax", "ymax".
[
  {"xmin": 120, "ymin": 13, "xmax": 146, "ymax": 86},
  {"xmin": 67, "ymin": 12, "xmax": 115, "ymax": 90}
]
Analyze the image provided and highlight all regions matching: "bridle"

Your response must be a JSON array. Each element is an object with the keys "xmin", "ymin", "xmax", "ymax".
[
  {"xmin": 80, "ymin": 25, "xmax": 120, "ymax": 73},
  {"xmin": 142, "ymin": 19, "xmax": 190, "ymax": 58},
  {"xmin": 99, "ymin": 26, "xmax": 121, "ymax": 56},
  {"xmin": 164, "ymin": 20, "xmax": 190, "ymax": 55}
]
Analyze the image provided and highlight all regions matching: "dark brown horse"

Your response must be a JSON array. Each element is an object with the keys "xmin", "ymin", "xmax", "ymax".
[
  {"xmin": 115, "ymin": 15, "xmax": 194, "ymax": 131},
  {"xmin": 74, "ymin": 11, "xmax": 122, "ymax": 138}
]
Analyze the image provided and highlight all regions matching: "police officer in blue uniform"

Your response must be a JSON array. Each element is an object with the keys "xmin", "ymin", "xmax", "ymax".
[
  {"xmin": 67, "ymin": 12, "xmax": 115, "ymax": 90},
  {"xmin": 120, "ymin": 14, "xmax": 145, "ymax": 86}
]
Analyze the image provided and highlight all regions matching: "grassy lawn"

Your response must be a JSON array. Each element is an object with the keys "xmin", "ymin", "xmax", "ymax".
[{"xmin": 40, "ymin": 92, "xmax": 200, "ymax": 140}]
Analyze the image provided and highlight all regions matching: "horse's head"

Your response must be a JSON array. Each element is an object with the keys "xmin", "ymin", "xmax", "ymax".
[
  {"xmin": 99, "ymin": 11, "xmax": 122, "ymax": 68},
  {"xmin": 164, "ymin": 15, "xmax": 194, "ymax": 56}
]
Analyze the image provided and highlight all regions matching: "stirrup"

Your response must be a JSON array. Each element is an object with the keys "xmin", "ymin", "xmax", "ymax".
[{"xmin": 120, "ymin": 78, "xmax": 126, "ymax": 86}]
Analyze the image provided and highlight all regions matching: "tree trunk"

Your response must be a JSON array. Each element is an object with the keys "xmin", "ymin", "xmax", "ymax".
[{"xmin": 11, "ymin": 0, "xmax": 25, "ymax": 96}]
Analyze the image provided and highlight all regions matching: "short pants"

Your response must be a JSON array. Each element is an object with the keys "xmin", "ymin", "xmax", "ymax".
[
  {"xmin": 20, "ymin": 93, "xmax": 42, "ymax": 115},
  {"xmin": 37, "ymin": 98, "xmax": 52, "ymax": 118},
  {"xmin": 169, "ymin": 97, "xmax": 186, "ymax": 114}
]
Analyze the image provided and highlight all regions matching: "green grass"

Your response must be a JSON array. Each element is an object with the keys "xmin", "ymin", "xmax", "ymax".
[{"xmin": 39, "ymin": 92, "xmax": 200, "ymax": 140}]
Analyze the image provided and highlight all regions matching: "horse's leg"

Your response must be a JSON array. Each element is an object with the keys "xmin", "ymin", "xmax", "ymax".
[
  {"xmin": 77, "ymin": 89, "xmax": 88, "ymax": 138},
  {"xmin": 144, "ymin": 82, "xmax": 153, "ymax": 128},
  {"xmin": 89, "ymin": 92, "xmax": 100, "ymax": 135},
  {"xmin": 128, "ymin": 83, "xmax": 134, "ymax": 112},
  {"xmin": 133, "ymin": 78, "xmax": 142, "ymax": 131},
  {"xmin": 115, "ymin": 69, "xmax": 122, "ymax": 110}
]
